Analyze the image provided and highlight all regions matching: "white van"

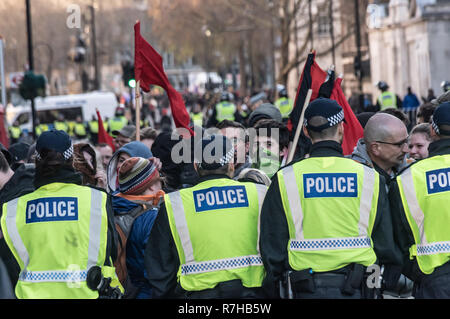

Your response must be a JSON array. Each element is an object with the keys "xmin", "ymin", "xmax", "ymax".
[{"xmin": 6, "ymin": 91, "xmax": 118, "ymax": 134}]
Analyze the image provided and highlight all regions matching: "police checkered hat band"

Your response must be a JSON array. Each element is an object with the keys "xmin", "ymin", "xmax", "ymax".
[
  {"xmin": 35, "ymin": 144, "xmax": 73, "ymax": 161},
  {"xmin": 35, "ymin": 129, "xmax": 73, "ymax": 161},
  {"xmin": 195, "ymin": 134, "xmax": 234, "ymax": 170},
  {"xmin": 432, "ymin": 119, "xmax": 440, "ymax": 135},
  {"xmin": 304, "ymin": 98, "xmax": 345, "ymax": 132},
  {"xmin": 431, "ymin": 102, "xmax": 450, "ymax": 136}
]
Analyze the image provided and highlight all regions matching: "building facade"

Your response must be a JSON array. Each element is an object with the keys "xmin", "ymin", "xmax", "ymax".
[{"xmin": 368, "ymin": 0, "xmax": 450, "ymax": 101}]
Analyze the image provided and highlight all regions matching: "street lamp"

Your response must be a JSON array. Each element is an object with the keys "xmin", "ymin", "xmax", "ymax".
[{"xmin": 202, "ymin": 25, "xmax": 212, "ymax": 90}]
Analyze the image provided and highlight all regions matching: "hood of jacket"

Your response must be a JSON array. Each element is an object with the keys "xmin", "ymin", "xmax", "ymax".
[
  {"xmin": 349, "ymin": 138, "xmax": 373, "ymax": 167},
  {"xmin": 106, "ymin": 141, "xmax": 153, "ymax": 193}
]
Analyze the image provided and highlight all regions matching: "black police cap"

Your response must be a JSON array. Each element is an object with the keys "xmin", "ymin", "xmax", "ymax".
[
  {"xmin": 432, "ymin": 101, "xmax": 450, "ymax": 136},
  {"xmin": 304, "ymin": 98, "xmax": 345, "ymax": 132}
]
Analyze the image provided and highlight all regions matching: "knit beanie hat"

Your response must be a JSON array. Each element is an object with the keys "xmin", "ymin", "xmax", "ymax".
[{"xmin": 118, "ymin": 157, "xmax": 160, "ymax": 195}]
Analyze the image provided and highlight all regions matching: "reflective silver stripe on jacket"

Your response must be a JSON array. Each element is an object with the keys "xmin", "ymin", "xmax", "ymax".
[
  {"xmin": 169, "ymin": 191, "xmax": 195, "ymax": 263},
  {"xmin": 282, "ymin": 164, "xmax": 375, "ymax": 250},
  {"xmin": 87, "ymin": 188, "xmax": 104, "ymax": 269},
  {"xmin": 400, "ymin": 168, "xmax": 450, "ymax": 255},
  {"xmin": 169, "ymin": 186, "xmax": 263, "ymax": 272},
  {"xmin": 400, "ymin": 168, "xmax": 428, "ymax": 245},
  {"xmin": 5, "ymin": 197, "xmax": 30, "ymax": 269},
  {"xmin": 282, "ymin": 166, "xmax": 304, "ymax": 240},
  {"xmin": 358, "ymin": 166, "xmax": 376, "ymax": 236},
  {"xmin": 5, "ymin": 188, "xmax": 105, "ymax": 282}
]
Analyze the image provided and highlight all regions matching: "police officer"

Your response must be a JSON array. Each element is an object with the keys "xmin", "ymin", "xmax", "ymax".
[
  {"xmin": 390, "ymin": 101, "xmax": 450, "ymax": 299},
  {"xmin": 206, "ymin": 92, "xmax": 241, "ymax": 127},
  {"xmin": 375, "ymin": 81, "xmax": 402, "ymax": 111},
  {"xmin": 260, "ymin": 98, "xmax": 402, "ymax": 299},
  {"xmin": 0, "ymin": 130, "xmax": 122, "ymax": 299},
  {"xmin": 8, "ymin": 121, "xmax": 22, "ymax": 145},
  {"xmin": 73, "ymin": 115, "xmax": 88, "ymax": 141},
  {"xmin": 274, "ymin": 88, "xmax": 293, "ymax": 120},
  {"xmin": 144, "ymin": 134, "xmax": 268, "ymax": 298},
  {"xmin": 108, "ymin": 107, "xmax": 128, "ymax": 134},
  {"xmin": 190, "ymin": 103, "xmax": 204, "ymax": 127},
  {"xmin": 53, "ymin": 114, "xmax": 69, "ymax": 133}
]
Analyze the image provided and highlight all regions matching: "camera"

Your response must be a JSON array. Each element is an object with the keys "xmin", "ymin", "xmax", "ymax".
[{"xmin": 86, "ymin": 266, "xmax": 123, "ymax": 299}]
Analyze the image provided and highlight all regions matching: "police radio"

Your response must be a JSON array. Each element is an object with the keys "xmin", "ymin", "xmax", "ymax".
[{"xmin": 86, "ymin": 266, "xmax": 123, "ymax": 299}]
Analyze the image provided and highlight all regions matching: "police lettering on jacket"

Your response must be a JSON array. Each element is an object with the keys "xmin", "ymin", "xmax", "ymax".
[
  {"xmin": 303, "ymin": 173, "xmax": 358, "ymax": 198},
  {"xmin": 26, "ymin": 197, "xmax": 78, "ymax": 223},
  {"xmin": 193, "ymin": 186, "xmax": 249, "ymax": 212},
  {"xmin": 426, "ymin": 168, "xmax": 450, "ymax": 194}
]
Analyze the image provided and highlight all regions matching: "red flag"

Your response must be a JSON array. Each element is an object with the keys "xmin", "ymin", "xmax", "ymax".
[
  {"xmin": 330, "ymin": 77, "xmax": 364, "ymax": 155},
  {"xmin": 0, "ymin": 104, "xmax": 9, "ymax": 148},
  {"xmin": 134, "ymin": 21, "xmax": 193, "ymax": 136},
  {"xmin": 96, "ymin": 109, "xmax": 115, "ymax": 152}
]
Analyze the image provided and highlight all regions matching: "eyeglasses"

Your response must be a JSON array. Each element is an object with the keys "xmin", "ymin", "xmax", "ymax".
[{"xmin": 375, "ymin": 137, "xmax": 409, "ymax": 147}]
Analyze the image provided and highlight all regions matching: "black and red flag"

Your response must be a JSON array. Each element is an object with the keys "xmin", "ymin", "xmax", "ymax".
[{"xmin": 288, "ymin": 51, "xmax": 363, "ymax": 157}]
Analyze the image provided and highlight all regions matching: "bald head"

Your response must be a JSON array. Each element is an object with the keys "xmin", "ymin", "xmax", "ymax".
[
  {"xmin": 364, "ymin": 113, "xmax": 409, "ymax": 174},
  {"xmin": 364, "ymin": 113, "xmax": 406, "ymax": 144}
]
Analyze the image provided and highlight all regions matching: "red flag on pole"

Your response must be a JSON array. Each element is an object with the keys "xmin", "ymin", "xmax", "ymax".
[
  {"xmin": 330, "ymin": 77, "xmax": 364, "ymax": 155},
  {"xmin": 96, "ymin": 109, "xmax": 115, "ymax": 152},
  {"xmin": 134, "ymin": 21, "xmax": 193, "ymax": 136},
  {"xmin": 0, "ymin": 104, "xmax": 9, "ymax": 148}
]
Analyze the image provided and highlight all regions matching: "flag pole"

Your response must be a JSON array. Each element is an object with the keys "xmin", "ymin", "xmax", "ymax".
[
  {"xmin": 287, "ymin": 88, "xmax": 313, "ymax": 164},
  {"xmin": 135, "ymin": 80, "xmax": 141, "ymax": 141}
]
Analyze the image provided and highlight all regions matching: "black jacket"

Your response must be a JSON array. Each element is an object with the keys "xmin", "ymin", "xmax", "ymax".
[
  {"xmin": 389, "ymin": 138, "xmax": 450, "ymax": 281},
  {"xmin": 0, "ymin": 164, "xmax": 36, "ymax": 287},
  {"xmin": 144, "ymin": 174, "xmax": 266, "ymax": 299},
  {"xmin": 259, "ymin": 140, "xmax": 402, "ymax": 296}
]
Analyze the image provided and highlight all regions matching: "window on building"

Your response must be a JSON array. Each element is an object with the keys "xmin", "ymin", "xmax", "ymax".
[{"xmin": 317, "ymin": 14, "xmax": 331, "ymax": 36}]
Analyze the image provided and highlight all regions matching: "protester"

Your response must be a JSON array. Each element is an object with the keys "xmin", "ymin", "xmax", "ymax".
[
  {"xmin": 73, "ymin": 142, "xmax": 107, "ymax": 189},
  {"xmin": 248, "ymin": 103, "xmax": 283, "ymax": 127},
  {"xmin": 356, "ymin": 112, "xmax": 376, "ymax": 129},
  {"xmin": 112, "ymin": 156, "xmax": 164, "ymax": 299},
  {"xmin": 351, "ymin": 113, "xmax": 410, "ymax": 183},
  {"xmin": 112, "ymin": 124, "xmax": 136, "ymax": 150},
  {"xmin": 132, "ymin": 127, "xmax": 158, "ymax": 151},
  {"xmin": 416, "ymin": 102, "xmax": 436, "ymax": 124},
  {"xmin": 216, "ymin": 120, "xmax": 251, "ymax": 179},
  {"xmin": 8, "ymin": 142, "xmax": 30, "ymax": 171},
  {"xmin": 106, "ymin": 141, "xmax": 154, "ymax": 194},
  {"xmin": 96, "ymin": 143, "xmax": 114, "ymax": 171},
  {"xmin": 150, "ymin": 131, "xmax": 184, "ymax": 192},
  {"xmin": 379, "ymin": 108, "xmax": 410, "ymax": 129},
  {"xmin": 403, "ymin": 87, "xmax": 421, "ymax": 128},
  {"xmin": 252, "ymin": 119, "xmax": 290, "ymax": 179},
  {"xmin": 408, "ymin": 123, "xmax": 432, "ymax": 160}
]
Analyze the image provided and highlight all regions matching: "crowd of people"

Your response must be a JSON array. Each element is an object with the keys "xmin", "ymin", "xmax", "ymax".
[{"xmin": 0, "ymin": 81, "xmax": 449, "ymax": 300}]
